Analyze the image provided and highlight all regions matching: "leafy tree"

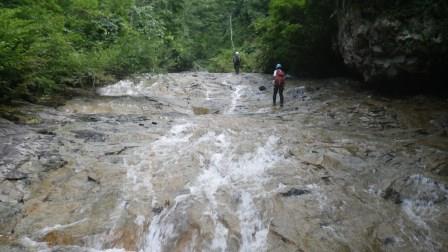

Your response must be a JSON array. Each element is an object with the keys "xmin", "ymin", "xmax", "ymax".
[
  {"xmin": 255, "ymin": 0, "xmax": 338, "ymax": 75},
  {"xmin": 5, "ymin": 0, "xmax": 350, "ymax": 102}
]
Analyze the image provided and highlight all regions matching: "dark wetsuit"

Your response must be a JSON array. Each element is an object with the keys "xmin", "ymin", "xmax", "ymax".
[
  {"xmin": 273, "ymin": 85, "xmax": 284, "ymax": 106},
  {"xmin": 233, "ymin": 54, "xmax": 241, "ymax": 74}
]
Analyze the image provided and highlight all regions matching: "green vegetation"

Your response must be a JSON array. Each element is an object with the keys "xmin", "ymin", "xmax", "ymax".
[
  {"xmin": 255, "ymin": 0, "xmax": 338, "ymax": 75},
  {"xmin": 0, "ymin": 0, "xmax": 169, "ymax": 102},
  {"xmin": 0, "ymin": 0, "xmax": 339, "ymax": 103}
]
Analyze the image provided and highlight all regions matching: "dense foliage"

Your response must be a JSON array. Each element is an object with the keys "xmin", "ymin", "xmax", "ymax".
[
  {"xmin": 1, "ymin": 0, "xmax": 166, "ymax": 102},
  {"xmin": 255, "ymin": 0, "xmax": 339, "ymax": 75},
  {"xmin": 0, "ymin": 0, "xmax": 339, "ymax": 103}
]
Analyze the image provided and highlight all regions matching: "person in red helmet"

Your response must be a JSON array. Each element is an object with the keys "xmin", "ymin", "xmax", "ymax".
[{"xmin": 273, "ymin": 63, "xmax": 285, "ymax": 106}]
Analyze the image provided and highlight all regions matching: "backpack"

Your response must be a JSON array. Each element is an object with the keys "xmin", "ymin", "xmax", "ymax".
[
  {"xmin": 233, "ymin": 55, "xmax": 240, "ymax": 65},
  {"xmin": 274, "ymin": 69, "xmax": 285, "ymax": 86}
]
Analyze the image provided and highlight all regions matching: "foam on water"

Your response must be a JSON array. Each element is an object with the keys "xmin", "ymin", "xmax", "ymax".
[
  {"xmin": 20, "ymin": 237, "xmax": 51, "ymax": 251},
  {"xmin": 37, "ymin": 218, "xmax": 88, "ymax": 237},
  {"xmin": 399, "ymin": 174, "xmax": 448, "ymax": 251},
  {"xmin": 99, "ymin": 80, "xmax": 144, "ymax": 97},
  {"xmin": 402, "ymin": 199, "xmax": 432, "ymax": 229},
  {"xmin": 154, "ymin": 122, "xmax": 195, "ymax": 150},
  {"xmin": 401, "ymin": 174, "xmax": 448, "ymax": 226},
  {"xmin": 211, "ymin": 222, "xmax": 229, "ymax": 250},
  {"xmin": 144, "ymin": 209, "xmax": 175, "ymax": 252},
  {"xmin": 238, "ymin": 192, "xmax": 269, "ymax": 252},
  {"xmin": 226, "ymin": 85, "xmax": 244, "ymax": 114},
  {"xmin": 141, "ymin": 120, "xmax": 283, "ymax": 251},
  {"xmin": 20, "ymin": 237, "xmax": 127, "ymax": 252},
  {"xmin": 98, "ymin": 78, "xmax": 158, "ymax": 97}
]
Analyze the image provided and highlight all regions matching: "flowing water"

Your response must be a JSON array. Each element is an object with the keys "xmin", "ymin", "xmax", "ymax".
[{"xmin": 1, "ymin": 73, "xmax": 447, "ymax": 252}]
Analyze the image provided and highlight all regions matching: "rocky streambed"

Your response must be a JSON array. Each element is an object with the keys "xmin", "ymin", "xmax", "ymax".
[{"xmin": 1, "ymin": 72, "xmax": 447, "ymax": 252}]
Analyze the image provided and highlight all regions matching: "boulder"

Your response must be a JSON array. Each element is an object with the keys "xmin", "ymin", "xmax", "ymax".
[{"xmin": 336, "ymin": 0, "xmax": 448, "ymax": 84}]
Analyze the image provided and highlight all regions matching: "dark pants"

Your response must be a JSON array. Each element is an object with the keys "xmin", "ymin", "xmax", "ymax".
[
  {"xmin": 234, "ymin": 64, "xmax": 240, "ymax": 74},
  {"xmin": 273, "ymin": 85, "xmax": 284, "ymax": 106}
]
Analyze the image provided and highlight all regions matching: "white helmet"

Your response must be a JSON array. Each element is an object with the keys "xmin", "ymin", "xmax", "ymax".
[{"xmin": 235, "ymin": 52, "xmax": 239, "ymax": 55}]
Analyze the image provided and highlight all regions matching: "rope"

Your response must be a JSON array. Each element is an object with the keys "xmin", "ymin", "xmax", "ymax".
[{"xmin": 229, "ymin": 14, "xmax": 235, "ymax": 52}]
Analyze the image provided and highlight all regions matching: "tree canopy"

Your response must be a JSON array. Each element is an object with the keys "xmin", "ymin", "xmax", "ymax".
[{"xmin": 0, "ymin": 0, "xmax": 338, "ymax": 103}]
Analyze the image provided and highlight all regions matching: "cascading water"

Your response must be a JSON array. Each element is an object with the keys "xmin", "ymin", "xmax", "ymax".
[
  {"xmin": 140, "ymin": 120, "xmax": 283, "ymax": 251},
  {"xmin": 1, "ymin": 72, "xmax": 447, "ymax": 252}
]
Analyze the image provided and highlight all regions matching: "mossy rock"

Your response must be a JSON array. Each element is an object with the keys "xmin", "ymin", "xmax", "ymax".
[
  {"xmin": 37, "ymin": 95, "xmax": 68, "ymax": 107},
  {"xmin": 0, "ymin": 106, "xmax": 42, "ymax": 125}
]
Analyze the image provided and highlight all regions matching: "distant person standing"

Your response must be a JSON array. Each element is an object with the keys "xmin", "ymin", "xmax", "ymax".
[
  {"xmin": 273, "ymin": 63, "xmax": 285, "ymax": 106},
  {"xmin": 233, "ymin": 52, "xmax": 241, "ymax": 74}
]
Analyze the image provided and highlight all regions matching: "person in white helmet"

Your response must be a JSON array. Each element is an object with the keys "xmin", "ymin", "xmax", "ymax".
[{"xmin": 233, "ymin": 52, "xmax": 241, "ymax": 74}]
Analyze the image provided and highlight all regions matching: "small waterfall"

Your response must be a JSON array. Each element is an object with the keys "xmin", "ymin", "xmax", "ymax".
[
  {"xmin": 400, "ymin": 175, "xmax": 448, "ymax": 251},
  {"xmin": 98, "ymin": 79, "xmax": 150, "ymax": 97},
  {"xmin": 140, "ymin": 120, "xmax": 283, "ymax": 251},
  {"xmin": 238, "ymin": 192, "xmax": 269, "ymax": 252},
  {"xmin": 226, "ymin": 85, "xmax": 244, "ymax": 114},
  {"xmin": 9, "ymin": 73, "xmax": 447, "ymax": 252}
]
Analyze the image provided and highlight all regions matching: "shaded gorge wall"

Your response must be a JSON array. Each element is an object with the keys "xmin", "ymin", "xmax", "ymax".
[{"xmin": 336, "ymin": 0, "xmax": 448, "ymax": 88}]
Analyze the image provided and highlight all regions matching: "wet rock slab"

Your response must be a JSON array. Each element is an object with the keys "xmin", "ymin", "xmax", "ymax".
[
  {"xmin": 71, "ymin": 130, "xmax": 106, "ymax": 142},
  {"xmin": 279, "ymin": 188, "xmax": 311, "ymax": 197},
  {"xmin": 0, "ymin": 73, "xmax": 447, "ymax": 251}
]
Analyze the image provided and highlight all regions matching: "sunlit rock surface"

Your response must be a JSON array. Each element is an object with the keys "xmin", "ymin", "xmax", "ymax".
[{"xmin": 1, "ymin": 72, "xmax": 447, "ymax": 251}]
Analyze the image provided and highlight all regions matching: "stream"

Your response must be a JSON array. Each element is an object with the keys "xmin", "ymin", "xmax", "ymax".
[{"xmin": 1, "ymin": 72, "xmax": 447, "ymax": 252}]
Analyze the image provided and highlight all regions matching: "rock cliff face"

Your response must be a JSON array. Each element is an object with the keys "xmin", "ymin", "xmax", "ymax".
[{"xmin": 336, "ymin": 0, "xmax": 448, "ymax": 84}]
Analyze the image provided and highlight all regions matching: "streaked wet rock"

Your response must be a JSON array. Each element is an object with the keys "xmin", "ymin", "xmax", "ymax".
[
  {"xmin": 1, "ymin": 73, "xmax": 447, "ymax": 251},
  {"xmin": 4, "ymin": 170, "xmax": 28, "ymax": 181},
  {"xmin": 279, "ymin": 188, "xmax": 311, "ymax": 197},
  {"xmin": 71, "ymin": 130, "xmax": 106, "ymax": 142}
]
